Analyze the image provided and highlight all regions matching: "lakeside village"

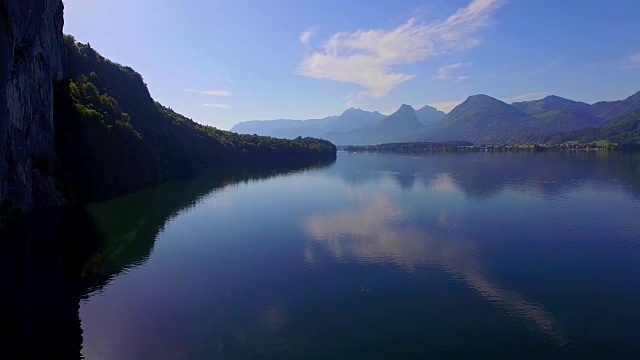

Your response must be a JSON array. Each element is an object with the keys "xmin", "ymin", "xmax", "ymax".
[{"xmin": 338, "ymin": 141, "xmax": 638, "ymax": 153}]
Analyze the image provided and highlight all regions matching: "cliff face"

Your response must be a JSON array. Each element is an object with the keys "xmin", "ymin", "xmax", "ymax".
[{"xmin": 0, "ymin": 0, "xmax": 66, "ymax": 224}]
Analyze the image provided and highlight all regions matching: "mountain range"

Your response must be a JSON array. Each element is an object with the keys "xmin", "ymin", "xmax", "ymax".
[
  {"xmin": 232, "ymin": 91, "xmax": 640, "ymax": 146},
  {"xmin": 322, "ymin": 104, "xmax": 426, "ymax": 145},
  {"xmin": 231, "ymin": 105, "xmax": 445, "ymax": 144},
  {"xmin": 231, "ymin": 108, "xmax": 386, "ymax": 139}
]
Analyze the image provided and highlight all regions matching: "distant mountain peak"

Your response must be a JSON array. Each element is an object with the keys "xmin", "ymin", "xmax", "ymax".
[
  {"xmin": 544, "ymin": 95, "xmax": 563, "ymax": 100},
  {"xmin": 415, "ymin": 104, "xmax": 446, "ymax": 126},
  {"xmin": 511, "ymin": 94, "xmax": 596, "ymax": 117},
  {"xmin": 417, "ymin": 104, "xmax": 438, "ymax": 111},
  {"xmin": 340, "ymin": 107, "xmax": 366, "ymax": 116},
  {"xmin": 455, "ymin": 94, "xmax": 516, "ymax": 111},
  {"xmin": 467, "ymin": 94, "xmax": 495, "ymax": 101},
  {"xmin": 461, "ymin": 94, "xmax": 517, "ymax": 108},
  {"xmin": 395, "ymin": 104, "xmax": 415, "ymax": 113},
  {"xmin": 379, "ymin": 104, "xmax": 422, "ymax": 130}
]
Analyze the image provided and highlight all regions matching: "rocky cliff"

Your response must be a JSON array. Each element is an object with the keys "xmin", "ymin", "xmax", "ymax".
[{"xmin": 0, "ymin": 0, "xmax": 66, "ymax": 227}]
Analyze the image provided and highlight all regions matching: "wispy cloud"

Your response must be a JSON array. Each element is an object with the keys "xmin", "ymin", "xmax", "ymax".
[
  {"xmin": 429, "ymin": 100, "xmax": 464, "ymax": 113},
  {"xmin": 188, "ymin": 89, "xmax": 233, "ymax": 97},
  {"xmin": 589, "ymin": 53, "xmax": 640, "ymax": 70},
  {"xmin": 434, "ymin": 62, "xmax": 471, "ymax": 80},
  {"xmin": 623, "ymin": 53, "xmax": 640, "ymax": 69},
  {"xmin": 299, "ymin": 27, "xmax": 316, "ymax": 46},
  {"xmin": 211, "ymin": 74, "xmax": 237, "ymax": 84},
  {"xmin": 344, "ymin": 93, "xmax": 358, "ymax": 108},
  {"xmin": 201, "ymin": 90, "xmax": 233, "ymax": 96},
  {"xmin": 201, "ymin": 103, "xmax": 230, "ymax": 109},
  {"xmin": 504, "ymin": 91, "xmax": 549, "ymax": 103},
  {"xmin": 456, "ymin": 75, "xmax": 470, "ymax": 82},
  {"xmin": 523, "ymin": 60, "xmax": 560, "ymax": 77},
  {"xmin": 297, "ymin": 0, "xmax": 503, "ymax": 97}
]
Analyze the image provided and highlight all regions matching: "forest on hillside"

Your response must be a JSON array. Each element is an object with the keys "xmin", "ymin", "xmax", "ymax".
[{"xmin": 53, "ymin": 35, "xmax": 336, "ymax": 201}]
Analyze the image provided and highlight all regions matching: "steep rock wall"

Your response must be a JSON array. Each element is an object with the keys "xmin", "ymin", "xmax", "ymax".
[{"xmin": 0, "ymin": 0, "xmax": 66, "ymax": 226}]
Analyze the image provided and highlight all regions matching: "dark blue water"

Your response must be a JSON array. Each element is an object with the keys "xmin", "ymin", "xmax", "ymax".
[{"xmin": 5, "ymin": 152, "xmax": 640, "ymax": 359}]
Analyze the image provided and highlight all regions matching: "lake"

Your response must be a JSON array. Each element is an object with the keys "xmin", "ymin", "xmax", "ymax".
[{"xmin": 3, "ymin": 151, "xmax": 640, "ymax": 359}]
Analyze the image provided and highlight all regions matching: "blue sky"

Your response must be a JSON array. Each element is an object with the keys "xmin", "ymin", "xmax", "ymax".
[{"xmin": 64, "ymin": 0, "xmax": 640, "ymax": 130}]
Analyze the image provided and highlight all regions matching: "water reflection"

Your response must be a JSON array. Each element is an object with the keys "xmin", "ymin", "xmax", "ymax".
[
  {"xmin": 81, "ymin": 160, "xmax": 335, "ymax": 296},
  {"xmin": 4, "ymin": 151, "xmax": 640, "ymax": 358},
  {"xmin": 305, "ymin": 196, "xmax": 425, "ymax": 270},
  {"xmin": 333, "ymin": 151, "xmax": 640, "ymax": 199},
  {"xmin": 304, "ymin": 194, "xmax": 569, "ymax": 346},
  {"xmin": 0, "ymin": 159, "xmax": 334, "ymax": 359}
]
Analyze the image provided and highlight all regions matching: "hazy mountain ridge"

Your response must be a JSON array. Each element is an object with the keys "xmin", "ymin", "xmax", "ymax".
[
  {"xmin": 231, "ymin": 90, "xmax": 640, "ymax": 146},
  {"xmin": 232, "ymin": 105, "xmax": 444, "ymax": 145},
  {"xmin": 323, "ymin": 104, "xmax": 425, "ymax": 145},
  {"xmin": 415, "ymin": 105, "xmax": 446, "ymax": 126},
  {"xmin": 231, "ymin": 108, "xmax": 385, "ymax": 139}
]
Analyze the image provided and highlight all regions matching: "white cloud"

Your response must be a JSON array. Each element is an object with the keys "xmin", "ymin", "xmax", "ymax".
[
  {"xmin": 504, "ymin": 91, "xmax": 549, "ymax": 103},
  {"xmin": 456, "ymin": 75, "xmax": 470, "ymax": 82},
  {"xmin": 434, "ymin": 62, "xmax": 471, "ymax": 80},
  {"xmin": 201, "ymin": 103, "xmax": 230, "ymax": 109},
  {"xmin": 428, "ymin": 100, "xmax": 464, "ymax": 113},
  {"xmin": 299, "ymin": 27, "xmax": 316, "ymax": 46},
  {"xmin": 187, "ymin": 89, "xmax": 232, "ymax": 96},
  {"xmin": 297, "ymin": 0, "xmax": 503, "ymax": 97},
  {"xmin": 200, "ymin": 90, "xmax": 233, "ymax": 96},
  {"xmin": 434, "ymin": 63, "xmax": 461, "ymax": 80},
  {"xmin": 344, "ymin": 93, "xmax": 358, "ymax": 108}
]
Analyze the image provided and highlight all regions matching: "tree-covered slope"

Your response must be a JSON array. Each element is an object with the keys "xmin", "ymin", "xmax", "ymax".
[
  {"xmin": 527, "ymin": 108, "xmax": 605, "ymax": 135},
  {"xmin": 546, "ymin": 109, "xmax": 640, "ymax": 146},
  {"xmin": 417, "ymin": 95, "xmax": 530, "ymax": 143},
  {"xmin": 593, "ymin": 91, "xmax": 640, "ymax": 120},
  {"xmin": 54, "ymin": 36, "xmax": 336, "ymax": 201},
  {"xmin": 410, "ymin": 95, "xmax": 615, "ymax": 144},
  {"xmin": 512, "ymin": 95, "xmax": 595, "ymax": 116}
]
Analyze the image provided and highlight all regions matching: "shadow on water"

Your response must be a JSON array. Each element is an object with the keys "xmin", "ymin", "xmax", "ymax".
[
  {"xmin": 0, "ymin": 158, "xmax": 334, "ymax": 359},
  {"xmin": 0, "ymin": 207, "xmax": 97, "ymax": 359}
]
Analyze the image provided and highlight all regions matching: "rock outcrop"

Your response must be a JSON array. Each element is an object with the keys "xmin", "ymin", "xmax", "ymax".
[{"xmin": 0, "ymin": 0, "xmax": 66, "ymax": 227}]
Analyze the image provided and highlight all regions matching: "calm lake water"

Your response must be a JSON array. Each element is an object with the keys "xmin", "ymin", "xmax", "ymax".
[{"xmin": 4, "ymin": 151, "xmax": 640, "ymax": 359}]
